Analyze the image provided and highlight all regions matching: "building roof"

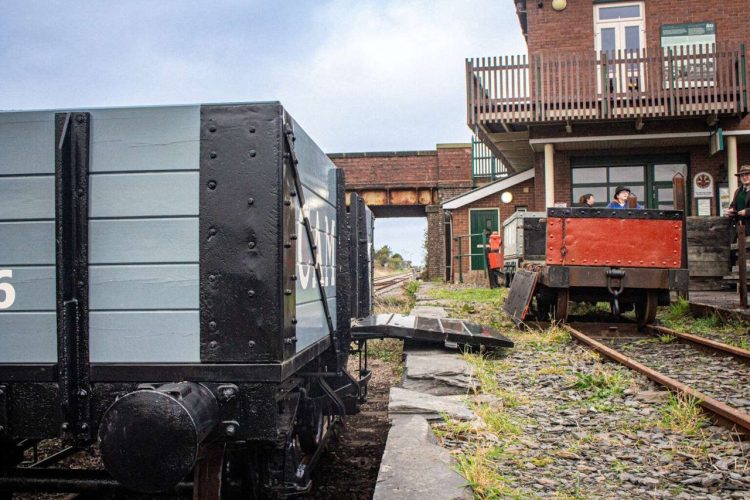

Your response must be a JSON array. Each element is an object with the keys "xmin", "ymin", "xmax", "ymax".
[{"xmin": 442, "ymin": 168, "xmax": 535, "ymax": 210}]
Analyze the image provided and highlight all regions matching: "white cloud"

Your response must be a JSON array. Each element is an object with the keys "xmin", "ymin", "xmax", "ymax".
[{"xmin": 272, "ymin": 0, "xmax": 526, "ymax": 151}]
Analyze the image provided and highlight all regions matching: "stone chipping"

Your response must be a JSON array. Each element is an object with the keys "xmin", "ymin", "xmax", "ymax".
[{"xmin": 437, "ymin": 340, "xmax": 750, "ymax": 498}]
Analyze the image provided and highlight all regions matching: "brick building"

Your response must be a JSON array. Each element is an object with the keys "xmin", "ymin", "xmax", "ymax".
[{"xmin": 448, "ymin": 0, "xmax": 749, "ymax": 282}]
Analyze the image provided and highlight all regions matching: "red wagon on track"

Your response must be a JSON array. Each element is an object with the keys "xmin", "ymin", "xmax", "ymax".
[{"xmin": 504, "ymin": 206, "xmax": 689, "ymax": 326}]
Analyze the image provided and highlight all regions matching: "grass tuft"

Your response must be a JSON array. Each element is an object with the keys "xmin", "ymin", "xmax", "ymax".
[
  {"xmin": 659, "ymin": 393, "xmax": 708, "ymax": 435},
  {"xmin": 455, "ymin": 447, "xmax": 526, "ymax": 499}
]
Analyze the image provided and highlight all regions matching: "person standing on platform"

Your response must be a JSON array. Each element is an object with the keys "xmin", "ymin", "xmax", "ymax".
[
  {"xmin": 606, "ymin": 186, "xmax": 643, "ymax": 209},
  {"xmin": 727, "ymin": 165, "xmax": 750, "ymax": 222}
]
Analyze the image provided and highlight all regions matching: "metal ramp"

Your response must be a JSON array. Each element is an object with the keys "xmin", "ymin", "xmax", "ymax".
[
  {"xmin": 351, "ymin": 314, "xmax": 513, "ymax": 349},
  {"xmin": 502, "ymin": 269, "xmax": 539, "ymax": 327}
]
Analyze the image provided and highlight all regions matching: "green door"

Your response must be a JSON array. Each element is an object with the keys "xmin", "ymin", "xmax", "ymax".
[{"xmin": 470, "ymin": 210, "xmax": 499, "ymax": 271}]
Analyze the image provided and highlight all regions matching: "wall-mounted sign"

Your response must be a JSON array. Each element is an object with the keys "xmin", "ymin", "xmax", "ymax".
[
  {"xmin": 697, "ymin": 198, "xmax": 712, "ymax": 216},
  {"xmin": 719, "ymin": 185, "xmax": 731, "ymax": 214},
  {"xmin": 693, "ymin": 171, "xmax": 714, "ymax": 198},
  {"xmin": 709, "ymin": 127, "xmax": 724, "ymax": 156},
  {"xmin": 661, "ymin": 21, "xmax": 716, "ymax": 88}
]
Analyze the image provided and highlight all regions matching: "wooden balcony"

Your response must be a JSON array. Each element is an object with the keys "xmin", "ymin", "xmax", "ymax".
[{"xmin": 467, "ymin": 43, "xmax": 748, "ymax": 128}]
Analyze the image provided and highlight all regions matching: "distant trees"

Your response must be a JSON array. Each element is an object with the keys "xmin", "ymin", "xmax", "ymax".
[{"xmin": 374, "ymin": 245, "xmax": 408, "ymax": 269}]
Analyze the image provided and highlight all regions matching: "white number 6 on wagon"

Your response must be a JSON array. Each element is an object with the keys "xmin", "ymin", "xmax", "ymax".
[{"xmin": 0, "ymin": 270, "xmax": 16, "ymax": 310}]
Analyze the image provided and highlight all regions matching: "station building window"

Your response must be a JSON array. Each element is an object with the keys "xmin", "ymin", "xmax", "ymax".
[{"xmin": 571, "ymin": 156, "xmax": 687, "ymax": 210}]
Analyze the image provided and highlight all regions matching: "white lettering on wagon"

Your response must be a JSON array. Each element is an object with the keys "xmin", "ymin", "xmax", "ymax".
[
  {"xmin": 0, "ymin": 269, "xmax": 16, "ymax": 310},
  {"xmin": 297, "ymin": 206, "xmax": 336, "ymax": 291}
]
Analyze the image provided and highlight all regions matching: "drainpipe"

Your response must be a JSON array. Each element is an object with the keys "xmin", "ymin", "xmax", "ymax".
[
  {"xmin": 544, "ymin": 143, "xmax": 555, "ymax": 207},
  {"xmin": 728, "ymin": 135, "xmax": 738, "ymax": 197}
]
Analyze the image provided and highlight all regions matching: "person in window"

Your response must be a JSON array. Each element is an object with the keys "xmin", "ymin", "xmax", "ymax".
[
  {"xmin": 578, "ymin": 193, "xmax": 595, "ymax": 207},
  {"xmin": 606, "ymin": 186, "xmax": 643, "ymax": 209},
  {"xmin": 727, "ymin": 165, "xmax": 750, "ymax": 223}
]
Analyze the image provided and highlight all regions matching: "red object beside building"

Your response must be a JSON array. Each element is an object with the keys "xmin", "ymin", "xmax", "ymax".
[{"xmin": 487, "ymin": 232, "xmax": 503, "ymax": 270}]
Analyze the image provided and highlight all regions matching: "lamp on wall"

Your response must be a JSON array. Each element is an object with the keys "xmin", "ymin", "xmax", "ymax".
[
  {"xmin": 552, "ymin": 0, "xmax": 567, "ymax": 10},
  {"xmin": 501, "ymin": 192, "xmax": 514, "ymax": 204}
]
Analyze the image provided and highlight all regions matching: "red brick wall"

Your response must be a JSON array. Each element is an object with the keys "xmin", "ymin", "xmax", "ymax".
[
  {"xmin": 330, "ymin": 152, "xmax": 438, "ymax": 189},
  {"xmin": 330, "ymin": 145, "xmax": 472, "ymax": 189},
  {"xmin": 526, "ymin": 0, "xmax": 748, "ymax": 56},
  {"xmin": 523, "ymin": 0, "xmax": 750, "ymax": 132},
  {"xmin": 437, "ymin": 146, "xmax": 473, "ymax": 187}
]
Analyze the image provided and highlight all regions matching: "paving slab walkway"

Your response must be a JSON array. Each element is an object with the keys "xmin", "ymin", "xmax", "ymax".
[{"xmin": 373, "ymin": 287, "xmax": 473, "ymax": 500}]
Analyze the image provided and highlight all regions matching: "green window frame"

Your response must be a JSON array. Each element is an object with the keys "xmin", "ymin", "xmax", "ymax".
[{"xmin": 570, "ymin": 155, "xmax": 689, "ymax": 210}]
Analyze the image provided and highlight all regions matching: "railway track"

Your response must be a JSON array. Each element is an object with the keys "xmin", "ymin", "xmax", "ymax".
[
  {"xmin": 564, "ymin": 321, "xmax": 750, "ymax": 434},
  {"xmin": 373, "ymin": 271, "xmax": 414, "ymax": 296}
]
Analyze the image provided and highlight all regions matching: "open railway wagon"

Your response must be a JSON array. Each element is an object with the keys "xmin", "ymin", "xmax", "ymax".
[
  {"xmin": 502, "ymin": 210, "xmax": 546, "ymax": 286},
  {"xmin": 0, "ymin": 102, "xmax": 511, "ymax": 499},
  {"xmin": 504, "ymin": 205, "xmax": 690, "ymax": 327}
]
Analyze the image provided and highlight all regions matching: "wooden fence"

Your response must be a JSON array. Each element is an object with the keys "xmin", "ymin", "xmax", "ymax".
[{"xmin": 467, "ymin": 42, "xmax": 748, "ymax": 126}]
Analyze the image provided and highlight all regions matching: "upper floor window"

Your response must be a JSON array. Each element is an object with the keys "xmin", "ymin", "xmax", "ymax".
[{"xmin": 598, "ymin": 4, "xmax": 641, "ymax": 21}]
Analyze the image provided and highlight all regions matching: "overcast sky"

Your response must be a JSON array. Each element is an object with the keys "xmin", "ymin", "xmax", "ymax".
[{"xmin": 0, "ymin": 0, "xmax": 525, "ymax": 265}]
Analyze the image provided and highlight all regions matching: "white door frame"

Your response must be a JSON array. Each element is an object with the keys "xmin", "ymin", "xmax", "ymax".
[{"xmin": 594, "ymin": 1, "xmax": 646, "ymax": 94}]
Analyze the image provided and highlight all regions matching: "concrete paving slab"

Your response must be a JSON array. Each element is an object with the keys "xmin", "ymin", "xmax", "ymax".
[
  {"xmin": 388, "ymin": 387, "xmax": 477, "ymax": 421},
  {"xmin": 373, "ymin": 415, "xmax": 472, "ymax": 500},
  {"xmin": 402, "ymin": 351, "xmax": 478, "ymax": 395},
  {"xmin": 410, "ymin": 305, "xmax": 449, "ymax": 318}
]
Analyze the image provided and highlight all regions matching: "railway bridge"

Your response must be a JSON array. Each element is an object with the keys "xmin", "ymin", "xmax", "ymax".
[{"xmin": 329, "ymin": 145, "xmax": 476, "ymax": 280}]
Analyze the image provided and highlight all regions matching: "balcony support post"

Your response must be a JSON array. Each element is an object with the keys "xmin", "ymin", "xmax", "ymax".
[
  {"xmin": 544, "ymin": 143, "xmax": 555, "ymax": 207},
  {"xmin": 728, "ymin": 135, "xmax": 739, "ymax": 196}
]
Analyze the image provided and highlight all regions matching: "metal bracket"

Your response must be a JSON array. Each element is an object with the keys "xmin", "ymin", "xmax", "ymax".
[
  {"xmin": 606, "ymin": 268, "xmax": 626, "ymax": 315},
  {"xmin": 55, "ymin": 112, "xmax": 92, "ymax": 440},
  {"xmin": 281, "ymin": 121, "xmax": 336, "ymax": 346}
]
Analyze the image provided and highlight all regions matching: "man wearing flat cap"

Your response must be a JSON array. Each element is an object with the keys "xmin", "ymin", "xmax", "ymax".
[
  {"xmin": 727, "ymin": 165, "xmax": 750, "ymax": 222},
  {"xmin": 606, "ymin": 185, "xmax": 643, "ymax": 209}
]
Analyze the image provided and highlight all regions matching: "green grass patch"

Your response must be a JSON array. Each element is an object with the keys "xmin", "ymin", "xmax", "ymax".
[
  {"xmin": 519, "ymin": 325, "xmax": 572, "ymax": 352},
  {"xmin": 572, "ymin": 366, "xmax": 630, "ymax": 411},
  {"xmin": 365, "ymin": 338, "xmax": 403, "ymax": 364},
  {"xmin": 404, "ymin": 280, "xmax": 419, "ymax": 303},
  {"xmin": 455, "ymin": 447, "xmax": 526, "ymax": 499},
  {"xmin": 427, "ymin": 287, "xmax": 507, "ymax": 304},
  {"xmin": 464, "ymin": 353, "xmax": 527, "ymax": 408},
  {"xmin": 658, "ymin": 393, "xmax": 708, "ymax": 435},
  {"xmin": 474, "ymin": 403, "xmax": 523, "ymax": 437},
  {"xmin": 659, "ymin": 298, "xmax": 750, "ymax": 345}
]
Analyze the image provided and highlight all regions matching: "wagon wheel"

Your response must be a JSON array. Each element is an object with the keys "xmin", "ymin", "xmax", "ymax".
[
  {"xmin": 534, "ymin": 289, "xmax": 552, "ymax": 320},
  {"xmin": 298, "ymin": 404, "xmax": 330, "ymax": 454},
  {"xmin": 552, "ymin": 289, "xmax": 569, "ymax": 323},
  {"xmin": 635, "ymin": 290, "xmax": 658, "ymax": 327}
]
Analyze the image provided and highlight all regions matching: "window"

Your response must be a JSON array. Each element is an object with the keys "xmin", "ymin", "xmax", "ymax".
[
  {"xmin": 598, "ymin": 4, "xmax": 640, "ymax": 21},
  {"xmin": 594, "ymin": 2, "xmax": 645, "ymax": 92},
  {"xmin": 571, "ymin": 158, "xmax": 688, "ymax": 210},
  {"xmin": 572, "ymin": 164, "xmax": 645, "ymax": 206}
]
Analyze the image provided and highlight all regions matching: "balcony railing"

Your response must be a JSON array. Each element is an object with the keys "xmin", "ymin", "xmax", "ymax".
[
  {"xmin": 471, "ymin": 136, "xmax": 507, "ymax": 184},
  {"xmin": 466, "ymin": 42, "xmax": 747, "ymax": 126}
]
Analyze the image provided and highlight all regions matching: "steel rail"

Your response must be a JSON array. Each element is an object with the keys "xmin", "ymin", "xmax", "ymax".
[
  {"xmin": 373, "ymin": 276, "xmax": 413, "ymax": 296},
  {"xmin": 563, "ymin": 324, "xmax": 750, "ymax": 434},
  {"xmin": 373, "ymin": 271, "xmax": 413, "ymax": 284},
  {"xmin": 647, "ymin": 324, "xmax": 750, "ymax": 361}
]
